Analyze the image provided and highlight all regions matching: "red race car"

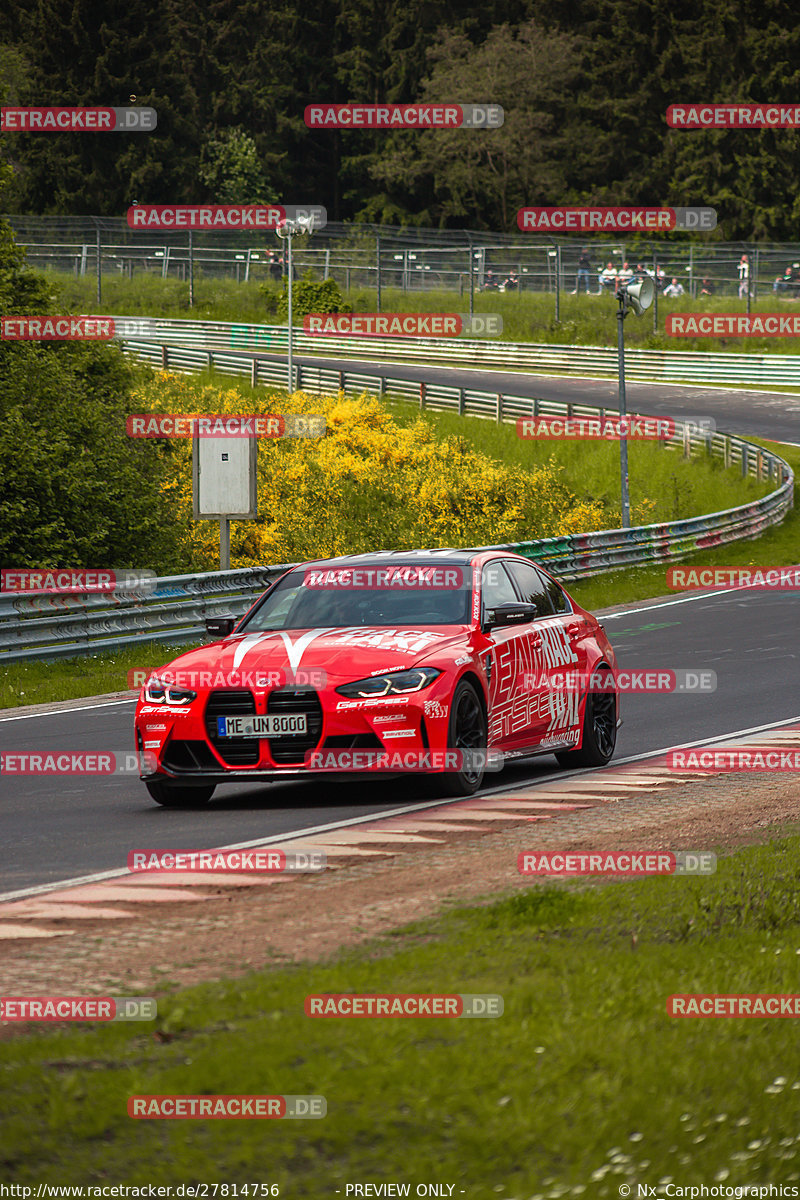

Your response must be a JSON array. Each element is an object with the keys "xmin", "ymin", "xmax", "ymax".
[{"xmin": 134, "ymin": 549, "xmax": 619, "ymax": 806}]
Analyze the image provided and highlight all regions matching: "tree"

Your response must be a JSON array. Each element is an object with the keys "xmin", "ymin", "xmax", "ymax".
[
  {"xmin": 198, "ymin": 127, "xmax": 277, "ymax": 202},
  {"xmin": 369, "ymin": 20, "xmax": 585, "ymax": 229}
]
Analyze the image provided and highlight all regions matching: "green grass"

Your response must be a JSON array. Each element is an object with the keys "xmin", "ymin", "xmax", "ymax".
[
  {"xmin": 48, "ymin": 266, "xmax": 800, "ymax": 353},
  {"xmin": 5, "ymin": 835, "xmax": 800, "ymax": 1190},
  {"xmin": 0, "ymin": 642, "xmax": 202, "ymax": 710}
]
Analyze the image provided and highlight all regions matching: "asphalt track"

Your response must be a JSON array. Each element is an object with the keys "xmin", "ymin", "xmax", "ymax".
[
  {"xmin": 244, "ymin": 351, "xmax": 800, "ymax": 444},
  {"xmin": 2, "ymin": 587, "xmax": 799, "ymax": 894}
]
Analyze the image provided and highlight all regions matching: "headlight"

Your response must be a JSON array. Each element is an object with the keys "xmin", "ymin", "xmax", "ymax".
[
  {"xmin": 144, "ymin": 677, "xmax": 198, "ymax": 705},
  {"xmin": 336, "ymin": 668, "xmax": 441, "ymax": 699}
]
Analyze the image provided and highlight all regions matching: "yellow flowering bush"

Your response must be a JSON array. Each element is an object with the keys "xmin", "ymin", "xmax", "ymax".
[{"xmin": 130, "ymin": 373, "xmax": 619, "ymax": 570}]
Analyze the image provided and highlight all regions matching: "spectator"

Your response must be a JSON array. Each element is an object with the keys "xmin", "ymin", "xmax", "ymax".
[
  {"xmin": 598, "ymin": 262, "xmax": 617, "ymax": 293},
  {"xmin": 774, "ymin": 265, "xmax": 792, "ymax": 294},
  {"xmin": 617, "ymin": 261, "xmax": 634, "ymax": 287},
  {"xmin": 483, "ymin": 269, "xmax": 498, "ymax": 290},
  {"xmin": 737, "ymin": 253, "xmax": 749, "ymax": 299},
  {"xmin": 504, "ymin": 270, "xmax": 519, "ymax": 291},
  {"xmin": 572, "ymin": 248, "xmax": 593, "ymax": 294},
  {"xmin": 655, "ymin": 264, "xmax": 666, "ymax": 291},
  {"xmin": 700, "ymin": 277, "xmax": 715, "ymax": 296},
  {"xmin": 663, "ymin": 277, "xmax": 685, "ymax": 297}
]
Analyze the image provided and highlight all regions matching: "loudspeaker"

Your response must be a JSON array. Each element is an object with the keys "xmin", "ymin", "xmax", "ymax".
[{"xmin": 624, "ymin": 276, "xmax": 655, "ymax": 315}]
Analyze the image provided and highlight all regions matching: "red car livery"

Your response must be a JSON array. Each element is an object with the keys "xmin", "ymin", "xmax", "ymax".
[{"xmin": 134, "ymin": 550, "xmax": 619, "ymax": 807}]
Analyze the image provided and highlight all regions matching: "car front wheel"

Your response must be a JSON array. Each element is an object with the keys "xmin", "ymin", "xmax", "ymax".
[{"xmin": 429, "ymin": 679, "xmax": 488, "ymax": 797}]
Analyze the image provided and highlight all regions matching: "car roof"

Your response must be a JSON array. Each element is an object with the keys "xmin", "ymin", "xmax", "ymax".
[{"xmin": 296, "ymin": 549, "xmax": 475, "ymax": 570}]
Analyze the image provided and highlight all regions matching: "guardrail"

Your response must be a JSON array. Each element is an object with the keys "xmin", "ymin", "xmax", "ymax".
[
  {"xmin": 1, "ymin": 339, "xmax": 793, "ymax": 662},
  {"xmin": 118, "ymin": 314, "xmax": 800, "ymax": 387}
]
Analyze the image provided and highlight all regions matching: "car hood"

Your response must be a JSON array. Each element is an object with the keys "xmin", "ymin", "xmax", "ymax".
[{"xmin": 159, "ymin": 626, "xmax": 469, "ymax": 684}]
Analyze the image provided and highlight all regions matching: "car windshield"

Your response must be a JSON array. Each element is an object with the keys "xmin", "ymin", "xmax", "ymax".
[{"xmin": 241, "ymin": 564, "xmax": 472, "ymax": 630}]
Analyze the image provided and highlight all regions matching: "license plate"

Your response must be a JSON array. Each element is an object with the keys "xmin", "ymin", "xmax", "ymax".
[{"xmin": 217, "ymin": 714, "xmax": 308, "ymax": 738}]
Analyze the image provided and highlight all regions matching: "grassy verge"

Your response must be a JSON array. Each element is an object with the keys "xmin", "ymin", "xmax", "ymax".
[
  {"xmin": 5, "ymin": 835, "xmax": 800, "ymax": 1191},
  {"xmin": 0, "ymin": 642, "xmax": 202, "ymax": 710},
  {"xmin": 50, "ymin": 267, "xmax": 800, "ymax": 352}
]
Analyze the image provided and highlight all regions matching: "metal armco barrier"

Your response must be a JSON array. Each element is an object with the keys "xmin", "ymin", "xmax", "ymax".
[
  {"xmin": 0, "ymin": 332, "xmax": 793, "ymax": 663},
  {"xmin": 118, "ymin": 314, "xmax": 800, "ymax": 387}
]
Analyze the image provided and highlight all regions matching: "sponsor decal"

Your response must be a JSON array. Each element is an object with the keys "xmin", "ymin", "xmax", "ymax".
[
  {"xmin": 521, "ymin": 668, "xmax": 716, "ymax": 694},
  {"xmin": 304, "ymin": 103, "xmax": 503, "ymax": 129},
  {"xmin": 330, "ymin": 629, "xmax": 441, "ymax": 654},
  {"xmin": 518, "ymin": 851, "xmax": 716, "ymax": 876},
  {"xmin": 667, "ymin": 313, "xmax": 800, "ymax": 337},
  {"xmin": 1, "ymin": 569, "xmax": 155, "ymax": 594},
  {"xmin": 0, "ymin": 751, "xmax": 157, "ymax": 775},
  {"xmin": 128, "ymin": 1095, "xmax": 326, "ymax": 1119},
  {"xmin": 0, "ymin": 997, "xmax": 156, "ymax": 1021},
  {"xmin": 303, "ymin": 313, "xmax": 502, "ymax": 337},
  {"xmin": 667, "ymin": 104, "xmax": 800, "ymax": 129},
  {"xmin": 305, "ymin": 993, "xmax": 503, "ymax": 1017},
  {"xmin": 517, "ymin": 206, "xmax": 716, "ymax": 232},
  {"xmin": 336, "ymin": 698, "xmax": 410, "ymax": 710},
  {"xmin": 372, "ymin": 715, "xmax": 407, "ymax": 724},
  {"xmin": 128, "ymin": 849, "xmax": 325, "ymax": 873},
  {"xmin": 667, "ymin": 566, "xmax": 800, "ymax": 590},
  {"xmin": 667, "ymin": 748, "xmax": 800, "ymax": 771},
  {"xmin": 304, "ymin": 565, "xmax": 463, "ymax": 589},
  {"xmin": 139, "ymin": 705, "xmax": 192, "ymax": 716},
  {"xmin": 304, "ymin": 749, "xmax": 503, "ymax": 772},
  {"xmin": 668, "ymin": 995, "xmax": 800, "ymax": 1017},
  {"xmin": 2, "ymin": 316, "xmax": 115, "ymax": 340},
  {"xmin": 517, "ymin": 415, "xmax": 674, "ymax": 441},
  {"xmin": 1, "ymin": 106, "xmax": 156, "ymax": 131},
  {"xmin": 126, "ymin": 413, "xmax": 325, "ymax": 439},
  {"xmin": 423, "ymin": 699, "xmax": 448, "ymax": 719},
  {"xmin": 381, "ymin": 729, "xmax": 417, "ymax": 739},
  {"xmin": 130, "ymin": 667, "xmax": 327, "ymax": 690},
  {"xmin": 454, "ymin": 655, "xmax": 471, "ymax": 665},
  {"xmin": 537, "ymin": 731, "xmax": 579, "ymax": 750},
  {"xmin": 127, "ymin": 205, "xmax": 326, "ymax": 230}
]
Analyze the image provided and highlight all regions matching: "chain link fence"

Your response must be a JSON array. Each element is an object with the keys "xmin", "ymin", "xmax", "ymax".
[{"xmin": 6, "ymin": 214, "xmax": 800, "ymax": 300}]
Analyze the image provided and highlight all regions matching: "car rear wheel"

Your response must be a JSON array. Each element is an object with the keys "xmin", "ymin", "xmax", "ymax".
[
  {"xmin": 428, "ymin": 680, "xmax": 488, "ymax": 797},
  {"xmin": 145, "ymin": 780, "xmax": 216, "ymax": 807},
  {"xmin": 555, "ymin": 681, "xmax": 617, "ymax": 769}
]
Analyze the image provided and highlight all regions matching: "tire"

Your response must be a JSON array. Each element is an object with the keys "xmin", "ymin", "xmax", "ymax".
[
  {"xmin": 555, "ymin": 683, "xmax": 617, "ymax": 769},
  {"xmin": 428, "ymin": 680, "xmax": 488, "ymax": 797},
  {"xmin": 145, "ymin": 779, "xmax": 216, "ymax": 808}
]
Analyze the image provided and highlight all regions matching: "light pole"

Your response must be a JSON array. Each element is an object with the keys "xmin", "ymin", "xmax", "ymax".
[
  {"xmin": 615, "ymin": 274, "xmax": 654, "ymax": 528},
  {"xmin": 276, "ymin": 214, "xmax": 317, "ymax": 393}
]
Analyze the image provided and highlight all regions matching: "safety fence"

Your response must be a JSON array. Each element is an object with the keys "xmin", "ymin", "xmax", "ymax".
[{"xmin": 122, "ymin": 314, "xmax": 800, "ymax": 387}]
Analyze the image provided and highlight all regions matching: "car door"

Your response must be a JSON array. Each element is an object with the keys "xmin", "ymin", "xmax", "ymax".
[
  {"xmin": 480, "ymin": 559, "xmax": 528, "ymax": 750},
  {"xmin": 503, "ymin": 560, "xmax": 586, "ymax": 749}
]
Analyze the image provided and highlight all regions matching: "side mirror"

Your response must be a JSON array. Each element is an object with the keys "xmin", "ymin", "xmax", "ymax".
[
  {"xmin": 205, "ymin": 615, "xmax": 236, "ymax": 639},
  {"xmin": 482, "ymin": 602, "xmax": 538, "ymax": 631}
]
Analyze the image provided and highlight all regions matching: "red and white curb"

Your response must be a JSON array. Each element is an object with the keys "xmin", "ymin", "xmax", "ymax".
[{"xmin": 1, "ymin": 722, "xmax": 799, "ymax": 941}]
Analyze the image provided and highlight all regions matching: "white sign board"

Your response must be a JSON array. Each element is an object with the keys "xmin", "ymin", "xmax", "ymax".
[{"xmin": 192, "ymin": 437, "xmax": 257, "ymax": 519}]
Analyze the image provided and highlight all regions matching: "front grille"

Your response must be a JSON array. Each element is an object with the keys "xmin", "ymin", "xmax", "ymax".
[
  {"xmin": 204, "ymin": 689, "xmax": 259, "ymax": 766},
  {"xmin": 162, "ymin": 740, "xmax": 219, "ymax": 772},
  {"xmin": 267, "ymin": 688, "xmax": 323, "ymax": 763}
]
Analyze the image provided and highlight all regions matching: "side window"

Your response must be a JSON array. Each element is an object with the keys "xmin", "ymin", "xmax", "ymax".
[
  {"xmin": 536, "ymin": 566, "xmax": 570, "ymax": 614},
  {"xmin": 481, "ymin": 561, "xmax": 518, "ymax": 615},
  {"xmin": 505, "ymin": 560, "xmax": 555, "ymax": 617}
]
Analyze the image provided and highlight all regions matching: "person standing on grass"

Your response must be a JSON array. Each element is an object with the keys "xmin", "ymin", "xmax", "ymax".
[
  {"xmin": 572, "ymin": 248, "xmax": 593, "ymax": 294},
  {"xmin": 663, "ymin": 277, "xmax": 684, "ymax": 297},
  {"xmin": 738, "ymin": 253, "xmax": 750, "ymax": 299}
]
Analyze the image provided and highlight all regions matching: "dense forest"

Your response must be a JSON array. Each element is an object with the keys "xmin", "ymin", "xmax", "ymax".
[{"xmin": 0, "ymin": 0, "xmax": 799, "ymax": 237}]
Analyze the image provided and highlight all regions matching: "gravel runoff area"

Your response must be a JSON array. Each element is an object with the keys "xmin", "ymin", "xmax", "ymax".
[{"xmin": 1, "ymin": 769, "xmax": 798, "ymax": 1005}]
